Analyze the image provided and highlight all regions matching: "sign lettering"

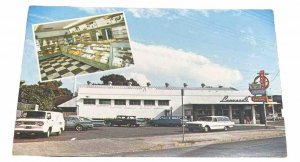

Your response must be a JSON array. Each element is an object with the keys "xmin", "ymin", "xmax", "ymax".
[{"xmin": 220, "ymin": 96, "xmax": 250, "ymax": 102}]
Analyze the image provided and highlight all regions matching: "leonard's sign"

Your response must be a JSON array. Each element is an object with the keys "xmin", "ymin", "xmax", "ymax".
[{"xmin": 220, "ymin": 96, "xmax": 250, "ymax": 103}]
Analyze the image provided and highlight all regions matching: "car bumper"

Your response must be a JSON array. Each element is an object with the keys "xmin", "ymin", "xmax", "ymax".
[
  {"xmin": 186, "ymin": 124, "xmax": 204, "ymax": 131},
  {"xmin": 15, "ymin": 126, "xmax": 48, "ymax": 133}
]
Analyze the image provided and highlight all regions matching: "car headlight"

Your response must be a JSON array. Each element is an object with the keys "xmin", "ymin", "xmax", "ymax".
[
  {"xmin": 36, "ymin": 121, "xmax": 44, "ymax": 126},
  {"xmin": 15, "ymin": 121, "xmax": 22, "ymax": 126}
]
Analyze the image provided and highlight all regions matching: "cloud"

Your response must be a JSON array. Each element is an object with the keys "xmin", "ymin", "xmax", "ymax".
[
  {"xmin": 125, "ymin": 72, "xmax": 150, "ymax": 86},
  {"xmin": 77, "ymin": 7, "xmax": 119, "ymax": 15},
  {"xmin": 129, "ymin": 42, "xmax": 243, "ymax": 87},
  {"xmin": 28, "ymin": 14, "xmax": 55, "ymax": 21},
  {"xmin": 127, "ymin": 8, "xmax": 167, "ymax": 18}
]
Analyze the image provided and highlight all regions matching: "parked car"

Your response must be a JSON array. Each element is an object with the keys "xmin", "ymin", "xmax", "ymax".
[
  {"xmin": 15, "ymin": 111, "xmax": 65, "ymax": 138},
  {"xmin": 109, "ymin": 115, "xmax": 140, "ymax": 127},
  {"xmin": 91, "ymin": 119, "xmax": 106, "ymax": 127},
  {"xmin": 136, "ymin": 118, "xmax": 147, "ymax": 126},
  {"xmin": 150, "ymin": 116, "xmax": 182, "ymax": 127},
  {"xmin": 185, "ymin": 116, "xmax": 234, "ymax": 132},
  {"xmin": 64, "ymin": 116, "xmax": 93, "ymax": 131}
]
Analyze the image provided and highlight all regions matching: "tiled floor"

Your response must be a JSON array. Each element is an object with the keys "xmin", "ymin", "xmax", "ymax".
[{"xmin": 39, "ymin": 55, "xmax": 100, "ymax": 81}]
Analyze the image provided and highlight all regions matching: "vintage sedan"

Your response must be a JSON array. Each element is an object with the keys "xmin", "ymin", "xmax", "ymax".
[
  {"xmin": 185, "ymin": 116, "xmax": 234, "ymax": 132},
  {"xmin": 150, "ymin": 116, "xmax": 183, "ymax": 127},
  {"xmin": 64, "ymin": 116, "xmax": 94, "ymax": 131}
]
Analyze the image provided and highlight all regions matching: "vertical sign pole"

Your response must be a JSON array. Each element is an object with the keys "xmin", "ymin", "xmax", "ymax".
[
  {"xmin": 263, "ymin": 101, "xmax": 267, "ymax": 128},
  {"xmin": 264, "ymin": 79, "xmax": 268, "ymax": 129},
  {"xmin": 181, "ymin": 89, "xmax": 185, "ymax": 143}
]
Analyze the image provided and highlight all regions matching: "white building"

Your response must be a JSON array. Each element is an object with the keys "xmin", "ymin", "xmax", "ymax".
[{"xmin": 58, "ymin": 83, "xmax": 277, "ymax": 124}]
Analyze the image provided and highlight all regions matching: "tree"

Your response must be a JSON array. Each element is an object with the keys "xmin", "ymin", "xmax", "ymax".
[
  {"xmin": 18, "ymin": 81, "xmax": 73, "ymax": 111},
  {"xmin": 18, "ymin": 85, "xmax": 56, "ymax": 110},
  {"xmin": 100, "ymin": 74, "xmax": 140, "ymax": 86},
  {"xmin": 87, "ymin": 81, "xmax": 91, "ymax": 85},
  {"xmin": 201, "ymin": 83, "xmax": 206, "ymax": 88},
  {"xmin": 127, "ymin": 78, "xmax": 140, "ymax": 86},
  {"xmin": 38, "ymin": 80, "xmax": 62, "ymax": 90}
]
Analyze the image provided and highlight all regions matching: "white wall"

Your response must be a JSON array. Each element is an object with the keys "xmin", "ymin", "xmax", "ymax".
[
  {"xmin": 35, "ymin": 30, "xmax": 69, "ymax": 38},
  {"xmin": 76, "ymin": 85, "xmax": 259, "ymax": 119}
]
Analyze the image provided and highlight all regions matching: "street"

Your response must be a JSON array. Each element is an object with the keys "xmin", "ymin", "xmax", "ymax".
[
  {"xmin": 110, "ymin": 136, "xmax": 287, "ymax": 157},
  {"xmin": 13, "ymin": 126, "xmax": 285, "ymax": 156},
  {"xmin": 13, "ymin": 125, "xmax": 267, "ymax": 143}
]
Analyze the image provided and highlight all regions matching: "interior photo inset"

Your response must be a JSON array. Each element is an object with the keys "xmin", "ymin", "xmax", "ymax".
[{"xmin": 33, "ymin": 12, "xmax": 134, "ymax": 81}]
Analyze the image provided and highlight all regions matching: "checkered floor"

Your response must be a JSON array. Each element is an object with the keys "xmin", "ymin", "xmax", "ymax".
[{"xmin": 39, "ymin": 55, "xmax": 100, "ymax": 81}]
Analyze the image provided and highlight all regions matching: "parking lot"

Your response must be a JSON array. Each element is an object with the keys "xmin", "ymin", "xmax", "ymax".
[{"xmin": 14, "ymin": 125, "xmax": 268, "ymax": 143}]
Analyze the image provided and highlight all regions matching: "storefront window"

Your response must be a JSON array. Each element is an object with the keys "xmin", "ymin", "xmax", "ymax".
[
  {"xmin": 232, "ymin": 108, "xmax": 240, "ymax": 119},
  {"xmin": 215, "ymin": 105, "xmax": 229, "ymax": 116},
  {"xmin": 129, "ymin": 100, "xmax": 141, "ymax": 105},
  {"xmin": 193, "ymin": 105, "xmax": 212, "ymax": 120},
  {"xmin": 99, "ymin": 99, "xmax": 111, "ymax": 105},
  {"xmin": 158, "ymin": 100, "xmax": 169, "ymax": 106},
  {"xmin": 83, "ymin": 99, "xmax": 96, "ymax": 105},
  {"xmin": 115, "ymin": 99, "xmax": 126, "ymax": 105},
  {"xmin": 144, "ymin": 100, "xmax": 155, "ymax": 106}
]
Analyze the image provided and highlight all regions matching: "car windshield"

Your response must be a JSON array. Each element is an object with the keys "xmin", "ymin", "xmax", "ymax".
[
  {"xmin": 22, "ymin": 111, "xmax": 46, "ymax": 119},
  {"xmin": 80, "ymin": 117, "xmax": 91, "ymax": 122},
  {"xmin": 198, "ymin": 117, "xmax": 212, "ymax": 121}
]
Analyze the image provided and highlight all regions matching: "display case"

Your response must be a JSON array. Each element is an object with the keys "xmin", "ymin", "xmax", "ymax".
[
  {"xmin": 37, "ymin": 37, "xmax": 63, "ymax": 56},
  {"xmin": 110, "ymin": 42, "xmax": 134, "ymax": 68}
]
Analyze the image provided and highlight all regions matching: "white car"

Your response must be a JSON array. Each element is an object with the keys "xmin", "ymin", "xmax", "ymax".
[
  {"xmin": 185, "ymin": 116, "xmax": 234, "ymax": 132},
  {"xmin": 15, "ymin": 111, "xmax": 65, "ymax": 138}
]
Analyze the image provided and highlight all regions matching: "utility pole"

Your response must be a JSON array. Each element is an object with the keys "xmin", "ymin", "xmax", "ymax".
[{"xmin": 181, "ymin": 88, "xmax": 185, "ymax": 143}]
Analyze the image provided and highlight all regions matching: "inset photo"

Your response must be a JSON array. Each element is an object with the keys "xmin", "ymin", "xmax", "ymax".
[{"xmin": 33, "ymin": 12, "xmax": 134, "ymax": 81}]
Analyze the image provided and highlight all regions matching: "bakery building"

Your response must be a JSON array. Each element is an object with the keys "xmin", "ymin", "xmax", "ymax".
[
  {"xmin": 58, "ymin": 83, "xmax": 280, "ymax": 124},
  {"xmin": 34, "ymin": 12, "xmax": 133, "ymax": 81}
]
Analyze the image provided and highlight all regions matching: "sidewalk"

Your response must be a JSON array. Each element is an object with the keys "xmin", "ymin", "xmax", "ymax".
[{"xmin": 13, "ymin": 128, "xmax": 286, "ymax": 156}]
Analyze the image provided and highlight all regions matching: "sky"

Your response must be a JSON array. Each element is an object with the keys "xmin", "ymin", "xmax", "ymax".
[{"xmin": 20, "ymin": 6, "xmax": 282, "ymax": 95}]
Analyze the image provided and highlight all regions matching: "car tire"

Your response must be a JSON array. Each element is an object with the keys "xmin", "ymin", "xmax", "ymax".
[
  {"xmin": 224, "ymin": 126, "xmax": 229, "ymax": 131},
  {"xmin": 204, "ymin": 126, "xmax": 210, "ymax": 132},
  {"xmin": 56, "ymin": 128, "xmax": 62, "ymax": 136},
  {"xmin": 44, "ymin": 129, "xmax": 51, "ymax": 138},
  {"xmin": 75, "ymin": 125, "xmax": 83, "ymax": 131}
]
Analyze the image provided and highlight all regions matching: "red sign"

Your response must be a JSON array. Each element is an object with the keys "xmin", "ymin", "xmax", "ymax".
[
  {"xmin": 253, "ymin": 70, "xmax": 269, "ymax": 89},
  {"xmin": 251, "ymin": 96, "xmax": 268, "ymax": 102}
]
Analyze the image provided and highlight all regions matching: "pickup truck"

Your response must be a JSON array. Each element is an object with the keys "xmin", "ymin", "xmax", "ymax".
[{"xmin": 109, "ymin": 115, "xmax": 140, "ymax": 127}]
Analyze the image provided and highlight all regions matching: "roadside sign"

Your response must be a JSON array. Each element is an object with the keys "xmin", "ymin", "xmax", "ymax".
[
  {"xmin": 249, "ymin": 83, "xmax": 262, "ymax": 90},
  {"xmin": 251, "ymin": 96, "xmax": 268, "ymax": 102},
  {"xmin": 253, "ymin": 70, "xmax": 270, "ymax": 89},
  {"xmin": 249, "ymin": 89, "xmax": 266, "ymax": 95}
]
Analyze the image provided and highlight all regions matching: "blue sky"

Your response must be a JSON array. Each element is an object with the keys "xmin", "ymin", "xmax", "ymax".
[{"xmin": 20, "ymin": 7, "xmax": 281, "ymax": 95}]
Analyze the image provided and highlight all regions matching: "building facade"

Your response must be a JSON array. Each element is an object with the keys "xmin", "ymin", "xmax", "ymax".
[{"xmin": 57, "ymin": 84, "xmax": 280, "ymax": 124}]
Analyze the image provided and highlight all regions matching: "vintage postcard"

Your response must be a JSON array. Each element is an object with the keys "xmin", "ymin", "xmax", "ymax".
[
  {"xmin": 14, "ymin": 7, "xmax": 286, "ymax": 157},
  {"xmin": 33, "ymin": 12, "xmax": 134, "ymax": 81}
]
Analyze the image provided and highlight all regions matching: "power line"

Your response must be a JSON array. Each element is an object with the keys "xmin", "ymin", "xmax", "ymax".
[{"xmin": 270, "ymin": 71, "xmax": 280, "ymax": 82}]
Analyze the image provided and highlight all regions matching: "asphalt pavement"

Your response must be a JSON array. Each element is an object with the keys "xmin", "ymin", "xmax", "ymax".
[
  {"xmin": 13, "ymin": 125, "xmax": 268, "ymax": 143},
  {"xmin": 110, "ymin": 136, "xmax": 287, "ymax": 157}
]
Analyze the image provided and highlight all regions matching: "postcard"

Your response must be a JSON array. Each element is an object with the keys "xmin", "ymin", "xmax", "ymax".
[{"xmin": 13, "ymin": 7, "xmax": 286, "ymax": 157}]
